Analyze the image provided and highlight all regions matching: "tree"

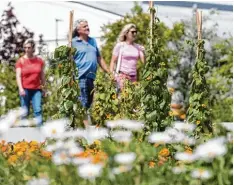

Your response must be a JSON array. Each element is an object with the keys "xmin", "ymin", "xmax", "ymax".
[{"xmin": 0, "ymin": 2, "xmax": 34, "ymax": 66}]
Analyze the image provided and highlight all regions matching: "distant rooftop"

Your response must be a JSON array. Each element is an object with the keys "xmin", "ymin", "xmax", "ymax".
[{"xmin": 68, "ymin": 1, "xmax": 233, "ymax": 17}]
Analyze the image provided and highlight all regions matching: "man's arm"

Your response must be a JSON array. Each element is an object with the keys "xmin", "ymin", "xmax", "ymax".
[{"xmin": 98, "ymin": 56, "xmax": 110, "ymax": 73}]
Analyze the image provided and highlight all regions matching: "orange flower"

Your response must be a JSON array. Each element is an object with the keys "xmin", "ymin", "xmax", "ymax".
[
  {"xmin": 185, "ymin": 146, "xmax": 193, "ymax": 154},
  {"xmin": 17, "ymin": 151, "xmax": 24, "ymax": 157},
  {"xmin": 1, "ymin": 145, "xmax": 7, "ymax": 152},
  {"xmin": 106, "ymin": 114, "xmax": 111, "ymax": 119},
  {"xmin": 154, "ymin": 143, "xmax": 160, "ymax": 148},
  {"xmin": 180, "ymin": 114, "xmax": 186, "ymax": 120},
  {"xmin": 159, "ymin": 148, "xmax": 170, "ymax": 157},
  {"xmin": 8, "ymin": 155, "xmax": 18, "ymax": 163},
  {"xmin": 148, "ymin": 161, "xmax": 155, "ymax": 168},
  {"xmin": 196, "ymin": 120, "xmax": 201, "ymax": 125},
  {"xmin": 157, "ymin": 160, "xmax": 164, "ymax": 167},
  {"xmin": 41, "ymin": 150, "xmax": 52, "ymax": 159},
  {"xmin": 112, "ymin": 94, "xmax": 116, "ymax": 99}
]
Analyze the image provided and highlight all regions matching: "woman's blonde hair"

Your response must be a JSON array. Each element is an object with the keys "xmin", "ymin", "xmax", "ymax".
[
  {"xmin": 23, "ymin": 38, "xmax": 35, "ymax": 52},
  {"xmin": 118, "ymin": 23, "xmax": 137, "ymax": 42}
]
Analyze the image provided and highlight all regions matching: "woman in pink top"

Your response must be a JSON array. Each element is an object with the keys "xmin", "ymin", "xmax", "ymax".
[{"xmin": 110, "ymin": 23, "xmax": 145, "ymax": 90}]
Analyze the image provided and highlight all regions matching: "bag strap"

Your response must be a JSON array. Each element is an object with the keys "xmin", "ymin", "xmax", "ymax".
[{"xmin": 115, "ymin": 42, "xmax": 125, "ymax": 74}]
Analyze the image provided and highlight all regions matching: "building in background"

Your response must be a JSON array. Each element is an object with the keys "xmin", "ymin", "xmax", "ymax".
[{"xmin": 0, "ymin": 1, "xmax": 232, "ymax": 54}]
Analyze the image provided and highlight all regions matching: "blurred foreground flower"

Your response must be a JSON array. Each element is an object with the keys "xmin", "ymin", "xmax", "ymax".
[
  {"xmin": 173, "ymin": 121, "xmax": 196, "ymax": 132},
  {"xmin": 112, "ymin": 165, "xmax": 132, "ymax": 174},
  {"xmin": 41, "ymin": 119, "xmax": 68, "ymax": 138},
  {"xmin": 78, "ymin": 163, "xmax": 103, "ymax": 180},
  {"xmin": 172, "ymin": 166, "xmax": 186, "ymax": 174},
  {"xmin": 148, "ymin": 132, "xmax": 172, "ymax": 144},
  {"xmin": 220, "ymin": 122, "xmax": 233, "ymax": 132},
  {"xmin": 194, "ymin": 137, "xmax": 227, "ymax": 161},
  {"xmin": 114, "ymin": 152, "xmax": 136, "ymax": 165},
  {"xmin": 111, "ymin": 130, "xmax": 132, "ymax": 143},
  {"xmin": 191, "ymin": 169, "xmax": 212, "ymax": 179},
  {"xmin": 26, "ymin": 178, "xmax": 49, "ymax": 185},
  {"xmin": 106, "ymin": 120, "xmax": 144, "ymax": 131}
]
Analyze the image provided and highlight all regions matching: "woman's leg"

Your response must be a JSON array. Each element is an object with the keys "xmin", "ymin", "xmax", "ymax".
[
  {"xmin": 20, "ymin": 89, "xmax": 30, "ymax": 119},
  {"xmin": 31, "ymin": 89, "xmax": 43, "ymax": 126}
]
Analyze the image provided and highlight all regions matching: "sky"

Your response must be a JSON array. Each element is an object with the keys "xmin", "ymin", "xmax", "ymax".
[{"xmin": 0, "ymin": 1, "xmax": 233, "ymax": 52}]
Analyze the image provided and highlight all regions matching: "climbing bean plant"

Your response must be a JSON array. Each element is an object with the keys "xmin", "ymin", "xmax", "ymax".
[
  {"xmin": 140, "ymin": 7, "xmax": 172, "ymax": 133},
  {"xmin": 187, "ymin": 40, "xmax": 212, "ymax": 135},
  {"xmin": 53, "ymin": 46, "xmax": 85, "ymax": 128}
]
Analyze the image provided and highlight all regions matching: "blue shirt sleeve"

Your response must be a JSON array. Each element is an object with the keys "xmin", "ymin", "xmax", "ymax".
[{"xmin": 92, "ymin": 38, "xmax": 100, "ymax": 58}]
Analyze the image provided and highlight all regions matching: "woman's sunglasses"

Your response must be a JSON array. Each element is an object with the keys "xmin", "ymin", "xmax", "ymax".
[{"xmin": 129, "ymin": 30, "xmax": 137, "ymax": 34}]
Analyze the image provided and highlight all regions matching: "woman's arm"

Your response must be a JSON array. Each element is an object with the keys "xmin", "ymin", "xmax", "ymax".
[
  {"xmin": 16, "ymin": 68, "xmax": 25, "ymax": 96},
  {"xmin": 139, "ymin": 45, "xmax": 145, "ymax": 64},
  {"xmin": 110, "ymin": 55, "xmax": 118, "ymax": 74}
]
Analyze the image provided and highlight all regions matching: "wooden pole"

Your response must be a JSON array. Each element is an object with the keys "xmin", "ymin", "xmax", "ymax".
[
  {"xmin": 196, "ymin": 10, "xmax": 202, "ymax": 56},
  {"xmin": 196, "ymin": 10, "xmax": 202, "ymax": 40},
  {"xmin": 149, "ymin": 1, "xmax": 155, "ymax": 49},
  {"xmin": 68, "ymin": 10, "xmax": 74, "ymax": 47}
]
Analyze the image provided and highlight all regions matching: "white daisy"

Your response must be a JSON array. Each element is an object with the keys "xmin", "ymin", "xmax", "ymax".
[
  {"xmin": 77, "ymin": 164, "xmax": 103, "ymax": 180},
  {"xmin": 111, "ymin": 130, "xmax": 132, "ymax": 143},
  {"xmin": 26, "ymin": 178, "xmax": 49, "ymax": 185},
  {"xmin": 173, "ymin": 121, "xmax": 196, "ymax": 132},
  {"xmin": 194, "ymin": 137, "xmax": 227, "ymax": 161},
  {"xmin": 220, "ymin": 122, "xmax": 233, "ymax": 132},
  {"xmin": 41, "ymin": 119, "xmax": 68, "ymax": 138},
  {"xmin": 172, "ymin": 166, "xmax": 186, "ymax": 174},
  {"xmin": 72, "ymin": 157, "xmax": 92, "ymax": 165},
  {"xmin": 148, "ymin": 132, "xmax": 172, "ymax": 144},
  {"xmin": 106, "ymin": 120, "xmax": 144, "ymax": 131},
  {"xmin": 114, "ymin": 152, "xmax": 136, "ymax": 165},
  {"xmin": 191, "ymin": 169, "xmax": 212, "ymax": 179},
  {"xmin": 52, "ymin": 150, "xmax": 71, "ymax": 165},
  {"xmin": 175, "ymin": 152, "xmax": 197, "ymax": 162},
  {"xmin": 83, "ymin": 126, "xmax": 108, "ymax": 145},
  {"xmin": 112, "ymin": 165, "xmax": 133, "ymax": 174}
]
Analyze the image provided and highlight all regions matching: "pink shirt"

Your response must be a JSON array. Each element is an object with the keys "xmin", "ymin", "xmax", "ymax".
[{"xmin": 113, "ymin": 42, "xmax": 144, "ymax": 76}]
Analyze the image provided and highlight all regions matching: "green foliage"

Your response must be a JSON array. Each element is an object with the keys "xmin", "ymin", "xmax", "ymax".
[
  {"xmin": 207, "ymin": 38, "xmax": 233, "ymax": 122},
  {"xmin": 0, "ymin": 64, "xmax": 20, "ymax": 116},
  {"xmin": 53, "ymin": 46, "xmax": 85, "ymax": 128},
  {"xmin": 140, "ymin": 9, "xmax": 172, "ymax": 133},
  {"xmin": 187, "ymin": 40, "xmax": 212, "ymax": 135},
  {"xmin": 91, "ymin": 73, "xmax": 142, "ymax": 126}
]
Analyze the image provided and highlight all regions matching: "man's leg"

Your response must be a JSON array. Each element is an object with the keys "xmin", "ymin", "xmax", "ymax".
[
  {"xmin": 86, "ymin": 78, "xmax": 94, "ymax": 108},
  {"xmin": 20, "ymin": 89, "xmax": 30, "ymax": 119},
  {"xmin": 31, "ymin": 89, "xmax": 43, "ymax": 126},
  {"xmin": 78, "ymin": 78, "xmax": 90, "ymax": 127}
]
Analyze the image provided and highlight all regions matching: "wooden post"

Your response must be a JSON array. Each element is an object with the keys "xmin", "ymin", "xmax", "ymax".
[
  {"xmin": 196, "ymin": 10, "xmax": 202, "ymax": 56},
  {"xmin": 149, "ymin": 1, "xmax": 155, "ymax": 49},
  {"xmin": 68, "ymin": 10, "xmax": 74, "ymax": 47},
  {"xmin": 196, "ymin": 10, "xmax": 202, "ymax": 40}
]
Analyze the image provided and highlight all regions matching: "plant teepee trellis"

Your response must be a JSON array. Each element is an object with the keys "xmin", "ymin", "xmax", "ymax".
[
  {"xmin": 187, "ymin": 11, "xmax": 212, "ymax": 135},
  {"xmin": 140, "ymin": 1, "xmax": 172, "ymax": 133}
]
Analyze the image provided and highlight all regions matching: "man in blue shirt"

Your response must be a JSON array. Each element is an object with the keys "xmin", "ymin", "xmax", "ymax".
[{"xmin": 72, "ymin": 19, "xmax": 109, "ymax": 125}]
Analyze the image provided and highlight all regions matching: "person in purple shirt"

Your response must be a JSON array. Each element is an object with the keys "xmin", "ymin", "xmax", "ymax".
[
  {"xmin": 110, "ymin": 23, "xmax": 145, "ymax": 90},
  {"xmin": 72, "ymin": 19, "xmax": 109, "ymax": 126}
]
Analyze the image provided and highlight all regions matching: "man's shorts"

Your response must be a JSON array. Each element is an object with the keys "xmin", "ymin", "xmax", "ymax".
[{"xmin": 78, "ymin": 78, "xmax": 94, "ymax": 109}]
